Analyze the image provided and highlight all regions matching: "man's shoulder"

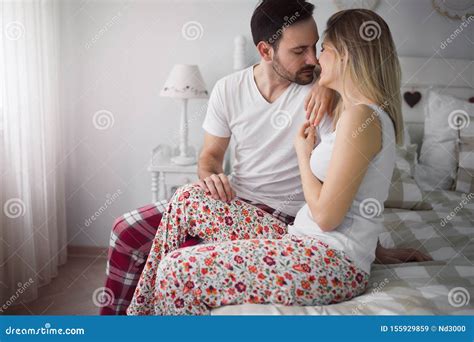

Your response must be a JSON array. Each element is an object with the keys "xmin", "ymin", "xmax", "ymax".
[{"xmin": 214, "ymin": 66, "xmax": 252, "ymax": 91}]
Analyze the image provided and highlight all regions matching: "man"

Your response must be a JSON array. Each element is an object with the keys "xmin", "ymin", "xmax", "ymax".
[{"xmin": 101, "ymin": 0, "xmax": 431, "ymax": 315}]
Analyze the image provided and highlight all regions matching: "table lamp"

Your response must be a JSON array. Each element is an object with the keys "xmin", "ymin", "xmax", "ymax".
[{"xmin": 160, "ymin": 64, "xmax": 208, "ymax": 165}]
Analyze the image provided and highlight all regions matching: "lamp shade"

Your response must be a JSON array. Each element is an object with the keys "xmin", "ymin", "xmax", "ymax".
[{"xmin": 160, "ymin": 64, "xmax": 208, "ymax": 99}]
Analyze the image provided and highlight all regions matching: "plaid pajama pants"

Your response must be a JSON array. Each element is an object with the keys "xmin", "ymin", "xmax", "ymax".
[{"xmin": 100, "ymin": 195, "xmax": 295, "ymax": 315}]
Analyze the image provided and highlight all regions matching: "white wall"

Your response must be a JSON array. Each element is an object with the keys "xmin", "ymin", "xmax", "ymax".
[{"xmin": 59, "ymin": 0, "xmax": 473, "ymax": 247}]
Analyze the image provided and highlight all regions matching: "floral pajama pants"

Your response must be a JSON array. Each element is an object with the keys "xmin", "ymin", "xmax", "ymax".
[{"xmin": 126, "ymin": 184, "xmax": 369, "ymax": 315}]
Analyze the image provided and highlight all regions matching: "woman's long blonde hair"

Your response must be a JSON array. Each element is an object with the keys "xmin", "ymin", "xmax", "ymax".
[{"xmin": 324, "ymin": 9, "xmax": 404, "ymax": 145}]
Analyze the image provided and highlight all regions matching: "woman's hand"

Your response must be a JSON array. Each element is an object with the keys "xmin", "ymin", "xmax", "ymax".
[
  {"xmin": 304, "ymin": 82, "xmax": 335, "ymax": 127},
  {"xmin": 374, "ymin": 244, "xmax": 433, "ymax": 264},
  {"xmin": 294, "ymin": 121, "xmax": 317, "ymax": 159}
]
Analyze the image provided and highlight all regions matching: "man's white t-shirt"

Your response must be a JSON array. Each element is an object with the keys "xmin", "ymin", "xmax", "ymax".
[{"xmin": 202, "ymin": 65, "xmax": 313, "ymax": 216}]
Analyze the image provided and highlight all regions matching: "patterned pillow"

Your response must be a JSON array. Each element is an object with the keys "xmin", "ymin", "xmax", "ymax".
[
  {"xmin": 385, "ymin": 144, "xmax": 432, "ymax": 210},
  {"xmin": 455, "ymin": 135, "xmax": 474, "ymax": 193}
]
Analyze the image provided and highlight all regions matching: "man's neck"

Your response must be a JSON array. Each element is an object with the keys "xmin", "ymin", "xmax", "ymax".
[{"xmin": 253, "ymin": 63, "xmax": 292, "ymax": 104}]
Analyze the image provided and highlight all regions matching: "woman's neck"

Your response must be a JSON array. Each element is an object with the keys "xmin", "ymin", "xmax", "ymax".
[{"xmin": 333, "ymin": 80, "xmax": 376, "ymax": 111}]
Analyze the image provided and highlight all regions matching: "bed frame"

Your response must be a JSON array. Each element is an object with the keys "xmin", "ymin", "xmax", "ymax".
[{"xmin": 232, "ymin": 35, "xmax": 474, "ymax": 149}]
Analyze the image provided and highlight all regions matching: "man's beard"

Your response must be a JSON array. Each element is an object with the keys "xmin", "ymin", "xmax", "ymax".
[{"xmin": 272, "ymin": 54, "xmax": 315, "ymax": 85}]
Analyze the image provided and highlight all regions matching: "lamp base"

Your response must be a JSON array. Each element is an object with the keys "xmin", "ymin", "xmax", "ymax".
[{"xmin": 171, "ymin": 155, "xmax": 196, "ymax": 166}]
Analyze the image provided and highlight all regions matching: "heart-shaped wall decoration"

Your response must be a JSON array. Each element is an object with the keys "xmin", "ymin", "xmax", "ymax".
[{"xmin": 403, "ymin": 91, "xmax": 422, "ymax": 108}]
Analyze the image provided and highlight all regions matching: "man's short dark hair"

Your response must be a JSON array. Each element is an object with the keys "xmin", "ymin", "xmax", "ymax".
[{"xmin": 250, "ymin": 0, "xmax": 315, "ymax": 49}]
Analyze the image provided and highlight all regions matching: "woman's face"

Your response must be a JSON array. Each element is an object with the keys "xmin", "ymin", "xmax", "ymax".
[{"xmin": 317, "ymin": 40, "xmax": 341, "ymax": 90}]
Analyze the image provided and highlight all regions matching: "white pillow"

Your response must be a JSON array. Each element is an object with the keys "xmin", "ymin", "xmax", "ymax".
[{"xmin": 415, "ymin": 91, "xmax": 474, "ymax": 190}]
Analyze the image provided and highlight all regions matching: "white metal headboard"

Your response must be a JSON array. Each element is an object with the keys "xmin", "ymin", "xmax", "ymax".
[{"xmin": 232, "ymin": 35, "xmax": 474, "ymax": 148}]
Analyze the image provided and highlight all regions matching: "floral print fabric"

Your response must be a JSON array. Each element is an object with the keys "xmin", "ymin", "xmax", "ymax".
[{"xmin": 127, "ymin": 184, "xmax": 369, "ymax": 315}]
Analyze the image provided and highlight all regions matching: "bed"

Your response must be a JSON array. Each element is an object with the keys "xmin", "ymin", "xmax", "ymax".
[
  {"xmin": 209, "ymin": 36, "xmax": 474, "ymax": 315},
  {"xmin": 212, "ymin": 189, "xmax": 474, "ymax": 315}
]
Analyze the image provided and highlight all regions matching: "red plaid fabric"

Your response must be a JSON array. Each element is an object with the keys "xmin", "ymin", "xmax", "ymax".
[{"xmin": 100, "ymin": 197, "xmax": 295, "ymax": 315}]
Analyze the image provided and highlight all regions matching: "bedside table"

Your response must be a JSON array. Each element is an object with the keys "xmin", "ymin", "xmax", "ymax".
[{"xmin": 148, "ymin": 162, "xmax": 198, "ymax": 202}]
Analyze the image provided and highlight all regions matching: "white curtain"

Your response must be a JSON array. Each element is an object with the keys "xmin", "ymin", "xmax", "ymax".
[{"xmin": 0, "ymin": 0, "xmax": 67, "ymax": 304}]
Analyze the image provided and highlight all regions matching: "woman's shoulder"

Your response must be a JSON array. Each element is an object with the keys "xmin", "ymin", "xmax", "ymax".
[
  {"xmin": 339, "ymin": 104, "xmax": 382, "ymax": 133},
  {"xmin": 338, "ymin": 104, "xmax": 383, "ymax": 154}
]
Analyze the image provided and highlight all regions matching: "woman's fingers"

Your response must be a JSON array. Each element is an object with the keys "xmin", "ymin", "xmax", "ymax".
[
  {"xmin": 309, "ymin": 100, "xmax": 320, "ymax": 125},
  {"xmin": 314, "ymin": 98, "xmax": 329, "ymax": 126},
  {"xmin": 304, "ymin": 92, "xmax": 311, "ymax": 112},
  {"xmin": 423, "ymin": 253, "xmax": 434, "ymax": 261},
  {"xmin": 376, "ymin": 255, "xmax": 400, "ymax": 264},
  {"xmin": 298, "ymin": 121, "xmax": 311, "ymax": 137},
  {"xmin": 307, "ymin": 125, "xmax": 315, "ymax": 141},
  {"xmin": 376, "ymin": 248, "xmax": 433, "ymax": 264},
  {"xmin": 306, "ymin": 97, "xmax": 315, "ymax": 119},
  {"xmin": 414, "ymin": 250, "xmax": 433, "ymax": 262},
  {"xmin": 376, "ymin": 248, "xmax": 410, "ymax": 264},
  {"xmin": 401, "ymin": 248, "xmax": 433, "ymax": 263}
]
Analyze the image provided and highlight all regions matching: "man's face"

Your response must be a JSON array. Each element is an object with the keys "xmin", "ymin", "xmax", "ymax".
[{"xmin": 272, "ymin": 18, "xmax": 319, "ymax": 85}]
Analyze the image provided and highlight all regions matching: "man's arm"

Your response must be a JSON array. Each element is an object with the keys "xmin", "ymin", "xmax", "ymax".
[{"xmin": 197, "ymin": 132, "xmax": 235, "ymax": 202}]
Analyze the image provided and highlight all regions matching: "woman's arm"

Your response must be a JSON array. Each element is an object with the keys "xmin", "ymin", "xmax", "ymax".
[{"xmin": 294, "ymin": 105, "xmax": 382, "ymax": 231}]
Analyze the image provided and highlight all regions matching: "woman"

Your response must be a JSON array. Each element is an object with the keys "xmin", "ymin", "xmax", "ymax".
[{"xmin": 127, "ymin": 9, "xmax": 402, "ymax": 315}]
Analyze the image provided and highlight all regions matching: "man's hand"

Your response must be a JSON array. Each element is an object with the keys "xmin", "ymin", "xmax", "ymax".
[
  {"xmin": 375, "ymin": 244, "xmax": 433, "ymax": 264},
  {"xmin": 304, "ymin": 82, "xmax": 336, "ymax": 127},
  {"xmin": 196, "ymin": 173, "xmax": 236, "ymax": 202},
  {"xmin": 197, "ymin": 133, "xmax": 234, "ymax": 202}
]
